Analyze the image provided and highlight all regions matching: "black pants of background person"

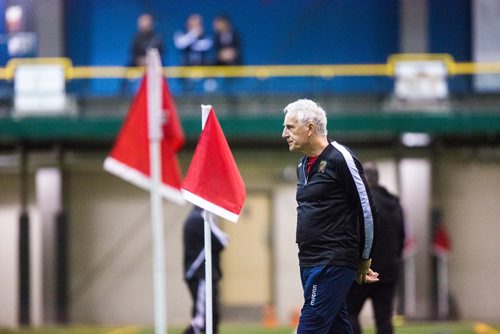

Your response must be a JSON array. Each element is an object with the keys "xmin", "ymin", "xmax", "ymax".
[
  {"xmin": 346, "ymin": 282, "xmax": 396, "ymax": 334},
  {"xmin": 183, "ymin": 278, "xmax": 220, "ymax": 334}
]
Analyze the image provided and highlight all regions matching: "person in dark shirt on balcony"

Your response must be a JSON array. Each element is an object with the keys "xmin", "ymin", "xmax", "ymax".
[
  {"xmin": 130, "ymin": 13, "xmax": 164, "ymax": 67},
  {"xmin": 211, "ymin": 14, "xmax": 242, "ymax": 99},
  {"xmin": 212, "ymin": 15, "xmax": 241, "ymax": 66},
  {"xmin": 122, "ymin": 13, "xmax": 164, "ymax": 96}
]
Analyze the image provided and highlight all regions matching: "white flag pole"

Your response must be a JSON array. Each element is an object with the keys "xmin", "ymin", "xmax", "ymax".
[
  {"xmin": 148, "ymin": 49, "xmax": 168, "ymax": 334},
  {"xmin": 437, "ymin": 254, "xmax": 449, "ymax": 318},
  {"xmin": 203, "ymin": 210, "xmax": 214, "ymax": 334},
  {"xmin": 404, "ymin": 254, "xmax": 416, "ymax": 317},
  {"xmin": 201, "ymin": 105, "xmax": 214, "ymax": 334}
]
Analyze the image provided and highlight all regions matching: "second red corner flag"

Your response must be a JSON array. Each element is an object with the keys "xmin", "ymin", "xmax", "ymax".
[{"xmin": 182, "ymin": 105, "xmax": 246, "ymax": 222}]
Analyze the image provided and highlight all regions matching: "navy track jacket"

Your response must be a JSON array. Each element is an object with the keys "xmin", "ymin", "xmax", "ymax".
[
  {"xmin": 295, "ymin": 141, "xmax": 377, "ymax": 270},
  {"xmin": 183, "ymin": 206, "xmax": 227, "ymax": 280}
]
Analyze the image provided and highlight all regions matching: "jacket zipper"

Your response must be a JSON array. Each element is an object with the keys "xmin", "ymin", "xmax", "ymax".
[{"xmin": 303, "ymin": 157, "xmax": 309, "ymax": 185}]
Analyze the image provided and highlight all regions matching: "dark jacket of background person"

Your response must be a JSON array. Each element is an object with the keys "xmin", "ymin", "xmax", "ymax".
[
  {"xmin": 347, "ymin": 162, "xmax": 405, "ymax": 334},
  {"xmin": 183, "ymin": 206, "xmax": 226, "ymax": 281},
  {"xmin": 182, "ymin": 206, "xmax": 227, "ymax": 334},
  {"xmin": 130, "ymin": 31, "xmax": 164, "ymax": 66},
  {"xmin": 369, "ymin": 184, "xmax": 405, "ymax": 282}
]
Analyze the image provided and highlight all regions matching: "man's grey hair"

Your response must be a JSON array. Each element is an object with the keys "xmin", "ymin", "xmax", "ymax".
[{"xmin": 283, "ymin": 99, "xmax": 328, "ymax": 136}]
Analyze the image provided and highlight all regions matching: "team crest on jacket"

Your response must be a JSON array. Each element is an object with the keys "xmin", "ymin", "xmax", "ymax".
[{"xmin": 318, "ymin": 160, "xmax": 327, "ymax": 173}]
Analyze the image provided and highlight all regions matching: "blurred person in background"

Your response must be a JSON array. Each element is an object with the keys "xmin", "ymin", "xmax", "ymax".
[
  {"xmin": 212, "ymin": 14, "xmax": 241, "ymax": 66},
  {"xmin": 174, "ymin": 13, "xmax": 212, "ymax": 66},
  {"xmin": 129, "ymin": 13, "xmax": 164, "ymax": 67},
  {"xmin": 347, "ymin": 162, "xmax": 405, "ymax": 334},
  {"xmin": 211, "ymin": 14, "xmax": 242, "ymax": 99},
  {"xmin": 182, "ymin": 205, "xmax": 228, "ymax": 334},
  {"xmin": 173, "ymin": 13, "xmax": 213, "ymax": 92},
  {"xmin": 122, "ymin": 13, "xmax": 164, "ymax": 95},
  {"xmin": 4, "ymin": 4, "xmax": 37, "ymax": 59},
  {"xmin": 282, "ymin": 99, "xmax": 379, "ymax": 334}
]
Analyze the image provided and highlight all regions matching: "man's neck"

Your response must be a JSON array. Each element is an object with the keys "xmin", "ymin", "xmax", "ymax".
[{"xmin": 304, "ymin": 136, "xmax": 329, "ymax": 157}]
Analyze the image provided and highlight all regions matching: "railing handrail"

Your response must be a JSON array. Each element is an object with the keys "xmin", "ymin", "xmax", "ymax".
[{"xmin": 1, "ymin": 53, "xmax": 500, "ymax": 80}]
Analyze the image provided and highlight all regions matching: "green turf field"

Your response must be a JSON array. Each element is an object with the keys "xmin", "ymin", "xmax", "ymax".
[{"xmin": 0, "ymin": 322, "xmax": 499, "ymax": 334}]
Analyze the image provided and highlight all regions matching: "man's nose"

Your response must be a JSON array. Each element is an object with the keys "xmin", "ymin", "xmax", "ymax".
[{"xmin": 282, "ymin": 128, "xmax": 288, "ymax": 138}]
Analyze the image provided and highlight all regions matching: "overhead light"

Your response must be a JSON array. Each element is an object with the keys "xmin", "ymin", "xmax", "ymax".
[{"xmin": 401, "ymin": 132, "xmax": 432, "ymax": 147}]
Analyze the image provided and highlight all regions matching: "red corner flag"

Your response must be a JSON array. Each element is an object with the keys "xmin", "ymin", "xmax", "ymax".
[
  {"xmin": 182, "ymin": 105, "xmax": 246, "ymax": 222},
  {"xmin": 433, "ymin": 225, "xmax": 451, "ymax": 258},
  {"xmin": 104, "ymin": 76, "xmax": 185, "ymax": 204}
]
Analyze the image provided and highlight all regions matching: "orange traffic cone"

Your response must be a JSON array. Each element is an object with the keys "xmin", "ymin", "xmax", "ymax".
[
  {"xmin": 263, "ymin": 304, "xmax": 278, "ymax": 328},
  {"xmin": 290, "ymin": 306, "xmax": 300, "ymax": 327}
]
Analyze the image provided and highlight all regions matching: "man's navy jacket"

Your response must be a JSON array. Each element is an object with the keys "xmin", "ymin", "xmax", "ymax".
[{"xmin": 295, "ymin": 141, "xmax": 378, "ymax": 270}]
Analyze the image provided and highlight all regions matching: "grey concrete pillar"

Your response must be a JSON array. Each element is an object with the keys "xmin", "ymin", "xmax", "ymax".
[
  {"xmin": 399, "ymin": 0, "xmax": 428, "ymax": 53},
  {"xmin": 34, "ymin": 0, "xmax": 64, "ymax": 57}
]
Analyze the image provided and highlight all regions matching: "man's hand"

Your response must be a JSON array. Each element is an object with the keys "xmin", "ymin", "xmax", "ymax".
[
  {"xmin": 356, "ymin": 259, "xmax": 380, "ymax": 284},
  {"xmin": 365, "ymin": 268, "xmax": 380, "ymax": 283}
]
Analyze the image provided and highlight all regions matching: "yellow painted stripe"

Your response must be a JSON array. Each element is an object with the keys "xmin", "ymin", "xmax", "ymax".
[
  {"xmin": 475, "ymin": 322, "xmax": 500, "ymax": 334},
  {"xmin": 454, "ymin": 62, "xmax": 500, "ymax": 75},
  {"xmin": 69, "ymin": 64, "xmax": 390, "ymax": 79},
  {"xmin": 105, "ymin": 325, "xmax": 140, "ymax": 334}
]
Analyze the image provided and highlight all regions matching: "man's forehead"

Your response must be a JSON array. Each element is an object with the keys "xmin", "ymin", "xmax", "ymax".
[{"xmin": 284, "ymin": 112, "xmax": 298, "ymax": 124}]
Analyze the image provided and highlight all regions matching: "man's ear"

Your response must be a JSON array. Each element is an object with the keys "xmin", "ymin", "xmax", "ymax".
[{"xmin": 307, "ymin": 122, "xmax": 315, "ymax": 135}]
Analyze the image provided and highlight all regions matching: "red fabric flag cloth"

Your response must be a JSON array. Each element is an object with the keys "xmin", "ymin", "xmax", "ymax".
[
  {"xmin": 182, "ymin": 106, "xmax": 246, "ymax": 222},
  {"xmin": 433, "ymin": 225, "xmax": 452, "ymax": 257},
  {"xmin": 103, "ymin": 76, "xmax": 185, "ymax": 204}
]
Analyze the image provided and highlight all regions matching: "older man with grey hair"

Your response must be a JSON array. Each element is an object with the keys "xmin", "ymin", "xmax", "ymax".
[{"xmin": 282, "ymin": 99, "xmax": 379, "ymax": 333}]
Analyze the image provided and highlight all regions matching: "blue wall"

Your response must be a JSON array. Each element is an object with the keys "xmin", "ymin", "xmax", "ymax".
[
  {"xmin": 65, "ymin": 0, "xmax": 399, "ymax": 66},
  {"xmin": 64, "ymin": 0, "xmax": 400, "ymax": 95},
  {"xmin": 429, "ymin": 0, "xmax": 471, "ymax": 92},
  {"xmin": 64, "ymin": 0, "xmax": 474, "ymax": 95}
]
